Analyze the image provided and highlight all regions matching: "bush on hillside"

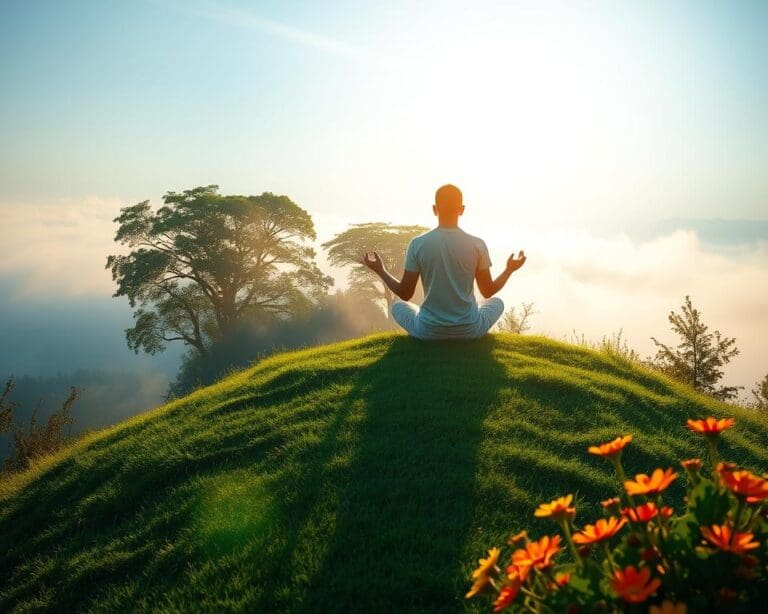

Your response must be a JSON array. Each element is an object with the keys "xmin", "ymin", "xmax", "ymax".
[
  {"xmin": 1, "ymin": 377, "xmax": 79, "ymax": 474},
  {"xmin": 466, "ymin": 416, "xmax": 768, "ymax": 612},
  {"xmin": 497, "ymin": 302, "xmax": 536, "ymax": 334}
]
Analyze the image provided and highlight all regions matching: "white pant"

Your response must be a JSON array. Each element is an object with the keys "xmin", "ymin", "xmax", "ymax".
[{"xmin": 391, "ymin": 298, "xmax": 504, "ymax": 340}]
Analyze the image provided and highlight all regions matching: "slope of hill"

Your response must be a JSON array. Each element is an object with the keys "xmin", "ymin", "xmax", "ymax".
[{"xmin": 1, "ymin": 333, "xmax": 767, "ymax": 612}]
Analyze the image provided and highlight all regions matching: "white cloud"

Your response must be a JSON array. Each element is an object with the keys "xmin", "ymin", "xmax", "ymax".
[
  {"xmin": 484, "ymin": 228, "xmax": 768, "ymax": 392},
  {"xmin": 193, "ymin": 1, "xmax": 388, "ymax": 68},
  {"xmin": 0, "ymin": 197, "xmax": 122, "ymax": 298}
]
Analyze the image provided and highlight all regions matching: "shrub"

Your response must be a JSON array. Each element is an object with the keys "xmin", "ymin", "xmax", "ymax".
[
  {"xmin": 466, "ymin": 417, "xmax": 768, "ymax": 612},
  {"xmin": 1, "ymin": 377, "xmax": 79, "ymax": 474}
]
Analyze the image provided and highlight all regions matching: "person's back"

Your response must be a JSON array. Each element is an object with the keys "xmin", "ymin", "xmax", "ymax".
[
  {"xmin": 363, "ymin": 184, "xmax": 526, "ymax": 340},
  {"xmin": 405, "ymin": 227, "xmax": 489, "ymax": 333}
]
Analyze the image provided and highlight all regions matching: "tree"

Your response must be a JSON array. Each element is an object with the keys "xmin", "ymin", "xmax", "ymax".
[
  {"xmin": 497, "ymin": 302, "xmax": 536, "ymax": 334},
  {"xmin": 651, "ymin": 296, "xmax": 741, "ymax": 401},
  {"xmin": 752, "ymin": 373, "xmax": 768, "ymax": 410},
  {"xmin": 322, "ymin": 223, "xmax": 427, "ymax": 315},
  {"xmin": 107, "ymin": 186, "xmax": 332, "ymax": 355}
]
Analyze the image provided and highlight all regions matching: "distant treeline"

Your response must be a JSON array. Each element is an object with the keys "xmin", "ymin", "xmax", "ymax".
[{"xmin": 170, "ymin": 290, "xmax": 396, "ymax": 396}]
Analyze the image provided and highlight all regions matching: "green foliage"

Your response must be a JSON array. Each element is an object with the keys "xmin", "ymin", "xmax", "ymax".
[
  {"xmin": 1, "ymin": 335, "xmax": 767, "ymax": 611},
  {"xmin": 652, "ymin": 296, "xmax": 741, "ymax": 401},
  {"xmin": 568, "ymin": 329, "xmax": 641, "ymax": 364},
  {"xmin": 107, "ymin": 186, "xmax": 332, "ymax": 355},
  {"xmin": 0, "ymin": 379, "xmax": 13, "ymax": 435},
  {"xmin": 1, "ymin": 378, "xmax": 78, "ymax": 474},
  {"xmin": 322, "ymin": 223, "xmax": 427, "ymax": 311},
  {"xmin": 497, "ymin": 302, "xmax": 536, "ymax": 334},
  {"xmin": 752, "ymin": 373, "xmax": 768, "ymax": 410}
]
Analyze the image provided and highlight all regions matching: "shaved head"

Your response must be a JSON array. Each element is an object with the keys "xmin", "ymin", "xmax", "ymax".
[{"xmin": 435, "ymin": 184, "xmax": 463, "ymax": 212}]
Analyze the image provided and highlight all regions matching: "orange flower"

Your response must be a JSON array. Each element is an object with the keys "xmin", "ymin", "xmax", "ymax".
[
  {"xmin": 507, "ymin": 530, "xmax": 528, "ymax": 545},
  {"xmin": 622, "ymin": 502, "xmax": 659, "ymax": 523},
  {"xmin": 466, "ymin": 547, "xmax": 500, "ymax": 598},
  {"xmin": 492, "ymin": 582, "xmax": 521, "ymax": 612},
  {"xmin": 506, "ymin": 562, "xmax": 530, "ymax": 583},
  {"xmin": 686, "ymin": 417, "xmax": 735, "ymax": 435},
  {"xmin": 717, "ymin": 465, "xmax": 768, "ymax": 502},
  {"xmin": 601, "ymin": 497, "xmax": 621, "ymax": 509},
  {"xmin": 624, "ymin": 468, "xmax": 678, "ymax": 496},
  {"xmin": 534, "ymin": 494, "xmax": 575, "ymax": 521},
  {"xmin": 511, "ymin": 535, "xmax": 562, "ymax": 572},
  {"xmin": 700, "ymin": 525, "xmax": 760, "ymax": 554},
  {"xmin": 573, "ymin": 516, "xmax": 627, "ymax": 545},
  {"xmin": 588, "ymin": 435, "xmax": 633, "ymax": 457},
  {"xmin": 547, "ymin": 571, "xmax": 571, "ymax": 590},
  {"xmin": 611, "ymin": 565, "xmax": 662, "ymax": 603},
  {"xmin": 680, "ymin": 458, "xmax": 702, "ymax": 471},
  {"xmin": 661, "ymin": 506, "xmax": 674, "ymax": 518},
  {"xmin": 649, "ymin": 600, "xmax": 687, "ymax": 614}
]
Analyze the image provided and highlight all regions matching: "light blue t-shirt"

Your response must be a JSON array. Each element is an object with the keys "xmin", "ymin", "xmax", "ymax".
[{"xmin": 404, "ymin": 227, "xmax": 492, "ymax": 329}]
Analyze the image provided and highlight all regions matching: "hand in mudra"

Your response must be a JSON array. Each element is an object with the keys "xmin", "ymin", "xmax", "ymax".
[
  {"xmin": 362, "ymin": 251, "xmax": 385, "ymax": 274},
  {"xmin": 507, "ymin": 250, "xmax": 526, "ymax": 273}
]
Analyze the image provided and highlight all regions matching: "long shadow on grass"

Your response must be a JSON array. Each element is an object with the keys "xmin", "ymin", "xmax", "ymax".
[{"xmin": 296, "ymin": 336, "xmax": 506, "ymax": 612}]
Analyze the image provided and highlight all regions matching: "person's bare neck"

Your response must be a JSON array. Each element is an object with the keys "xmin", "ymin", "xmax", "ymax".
[{"xmin": 437, "ymin": 216, "xmax": 460, "ymax": 228}]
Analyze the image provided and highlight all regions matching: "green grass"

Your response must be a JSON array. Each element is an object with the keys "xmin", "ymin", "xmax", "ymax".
[{"xmin": 1, "ymin": 333, "xmax": 767, "ymax": 612}]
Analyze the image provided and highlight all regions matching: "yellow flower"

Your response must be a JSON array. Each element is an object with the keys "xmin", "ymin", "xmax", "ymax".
[
  {"xmin": 465, "ymin": 547, "xmax": 500, "ymax": 598},
  {"xmin": 588, "ymin": 435, "xmax": 632, "ymax": 458},
  {"xmin": 534, "ymin": 494, "xmax": 575, "ymax": 521}
]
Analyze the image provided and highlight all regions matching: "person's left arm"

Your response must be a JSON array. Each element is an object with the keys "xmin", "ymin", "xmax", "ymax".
[
  {"xmin": 362, "ymin": 251, "xmax": 419, "ymax": 301},
  {"xmin": 475, "ymin": 250, "xmax": 526, "ymax": 298}
]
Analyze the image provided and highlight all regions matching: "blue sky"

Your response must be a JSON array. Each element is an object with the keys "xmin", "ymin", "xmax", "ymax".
[
  {"xmin": 0, "ymin": 1, "xmax": 766, "ymax": 392},
  {"xmin": 1, "ymin": 0, "xmax": 767, "ymax": 222}
]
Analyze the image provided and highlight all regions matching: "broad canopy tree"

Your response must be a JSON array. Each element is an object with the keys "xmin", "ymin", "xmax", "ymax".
[
  {"xmin": 651, "ymin": 295, "xmax": 740, "ymax": 401},
  {"xmin": 107, "ymin": 186, "xmax": 331, "ymax": 355},
  {"xmin": 322, "ymin": 223, "xmax": 427, "ymax": 314}
]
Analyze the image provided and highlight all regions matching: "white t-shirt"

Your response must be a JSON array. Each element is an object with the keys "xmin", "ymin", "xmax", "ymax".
[{"xmin": 404, "ymin": 227, "xmax": 492, "ymax": 329}]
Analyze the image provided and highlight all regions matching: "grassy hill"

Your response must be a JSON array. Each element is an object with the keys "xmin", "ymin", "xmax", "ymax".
[{"xmin": 1, "ymin": 333, "xmax": 767, "ymax": 612}]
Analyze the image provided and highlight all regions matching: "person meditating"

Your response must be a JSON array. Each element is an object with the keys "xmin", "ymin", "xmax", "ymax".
[{"xmin": 363, "ymin": 184, "xmax": 527, "ymax": 340}]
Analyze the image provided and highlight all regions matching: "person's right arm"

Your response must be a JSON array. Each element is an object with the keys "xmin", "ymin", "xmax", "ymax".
[
  {"xmin": 362, "ymin": 251, "xmax": 419, "ymax": 301},
  {"xmin": 475, "ymin": 251, "xmax": 526, "ymax": 298}
]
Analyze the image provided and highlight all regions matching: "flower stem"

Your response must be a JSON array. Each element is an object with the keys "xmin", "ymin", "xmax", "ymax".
[
  {"xmin": 732, "ymin": 498, "xmax": 745, "ymax": 542},
  {"xmin": 603, "ymin": 541, "xmax": 617, "ymax": 572},
  {"xmin": 707, "ymin": 437, "xmax": 720, "ymax": 482},
  {"xmin": 560, "ymin": 519, "xmax": 582, "ymax": 569},
  {"xmin": 612, "ymin": 456, "xmax": 635, "ymax": 507}
]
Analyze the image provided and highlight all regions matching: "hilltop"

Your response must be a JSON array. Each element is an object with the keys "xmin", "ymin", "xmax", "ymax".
[{"xmin": 1, "ymin": 333, "xmax": 767, "ymax": 612}]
